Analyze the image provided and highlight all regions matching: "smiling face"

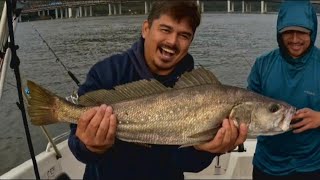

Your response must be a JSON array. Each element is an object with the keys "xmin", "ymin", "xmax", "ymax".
[
  {"xmin": 142, "ymin": 14, "xmax": 194, "ymax": 75},
  {"xmin": 281, "ymin": 30, "xmax": 311, "ymax": 58}
]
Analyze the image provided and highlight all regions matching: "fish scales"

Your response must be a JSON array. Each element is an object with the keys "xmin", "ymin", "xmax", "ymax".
[{"xmin": 113, "ymin": 85, "xmax": 231, "ymax": 144}]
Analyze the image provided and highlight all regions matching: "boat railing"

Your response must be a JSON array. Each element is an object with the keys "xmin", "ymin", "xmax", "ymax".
[{"xmin": 0, "ymin": 2, "xmax": 19, "ymax": 100}]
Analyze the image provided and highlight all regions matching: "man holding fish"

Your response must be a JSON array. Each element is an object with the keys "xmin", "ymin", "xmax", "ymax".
[
  {"xmin": 247, "ymin": 1, "xmax": 320, "ymax": 179},
  {"xmin": 69, "ymin": 1, "xmax": 247, "ymax": 179}
]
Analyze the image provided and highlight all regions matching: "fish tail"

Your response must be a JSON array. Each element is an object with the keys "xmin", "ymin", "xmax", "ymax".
[{"xmin": 26, "ymin": 80, "xmax": 62, "ymax": 125}]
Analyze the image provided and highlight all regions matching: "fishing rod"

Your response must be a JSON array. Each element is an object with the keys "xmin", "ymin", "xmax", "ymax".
[{"xmin": 31, "ymin": 24, "xmax": 80, "ymax": 87}]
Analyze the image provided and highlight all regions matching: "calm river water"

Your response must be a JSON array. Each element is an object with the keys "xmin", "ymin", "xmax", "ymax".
[{"xmin": 1, "ymin": 13, "xmax": 318, "ymax": 175}]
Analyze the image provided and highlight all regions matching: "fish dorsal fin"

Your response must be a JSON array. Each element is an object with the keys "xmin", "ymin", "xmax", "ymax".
[
  {"xmin": 78, "ymin": 79, "xmax": 169, "ymax": 106},
  {"xmin": 174, "ymin": 67, "xmax": 221, "ymax": 89}
]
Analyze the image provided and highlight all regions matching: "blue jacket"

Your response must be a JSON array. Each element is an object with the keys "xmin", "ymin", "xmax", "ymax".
[
  {"xmin": 68, "ymin": 37, "xmax": 215, "ymax": 180},
  {"xmin": 247, "ymin": 1, "xmax": 320, "ymax": 175}
]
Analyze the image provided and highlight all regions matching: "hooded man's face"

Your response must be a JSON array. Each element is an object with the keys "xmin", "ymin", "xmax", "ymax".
[
  {"xmin": 142, "ymin": 14, "xmax": 194, "ymax": 76},
  {"xmin": 281, "ymin": 30, "xmax": 311, "ymax": 59}
]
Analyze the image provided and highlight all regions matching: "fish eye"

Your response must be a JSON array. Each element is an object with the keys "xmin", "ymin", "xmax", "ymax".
[{"xmin": 269, "ymin": 104, "xmax": 280, "ymax": 113}]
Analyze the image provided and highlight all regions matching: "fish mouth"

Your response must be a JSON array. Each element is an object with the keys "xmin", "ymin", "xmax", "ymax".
[{"xmin": 279, "ymin": 107, "xmax": 296, "ymax": 131}]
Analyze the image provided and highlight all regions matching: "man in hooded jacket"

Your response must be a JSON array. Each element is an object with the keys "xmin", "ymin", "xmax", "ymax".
[
  {"xmin": 68, "ymin": 1, "xmax": 248, "ymax": 180},
  {"xmin": 247, "ymin": 1, "xmax": 320, "ymax": 179}
]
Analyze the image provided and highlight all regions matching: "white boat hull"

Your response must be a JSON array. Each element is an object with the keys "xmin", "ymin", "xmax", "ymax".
[
  {"xmin": 1, "ymin": 138, "xmax": 256, "ymax": 179},
  {"xmin": 0, "ymin": 140, "xmax": 85, "ymax": 179}
]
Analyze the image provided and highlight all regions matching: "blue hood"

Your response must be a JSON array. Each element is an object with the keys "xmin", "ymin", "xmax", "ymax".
[{"xmin": 276, "ymin": 0, "xmax": 318, "ymax": 64}]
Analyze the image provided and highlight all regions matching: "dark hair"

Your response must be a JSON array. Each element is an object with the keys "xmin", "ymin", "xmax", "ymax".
[{"xmin": 147, "ymin": 0, "xmax": 201, "ymax": 33}]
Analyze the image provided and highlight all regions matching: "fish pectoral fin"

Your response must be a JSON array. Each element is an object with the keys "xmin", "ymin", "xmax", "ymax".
[
  {"xmin": 133, "ymin": 142, "xmax": 152, "ymax": 148},
  {"xmin": 179, "ymin": 143, "xmax": 203, "ymax": 148},
  {"xmin": 188, "ymin": 127, "xmax": 219, "ymax": 139}
]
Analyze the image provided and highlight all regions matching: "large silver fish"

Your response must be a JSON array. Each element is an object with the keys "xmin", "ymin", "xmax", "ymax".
[{"xmin": 26, "ymin": 67, "xmax": 296, "ymax": 146}]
